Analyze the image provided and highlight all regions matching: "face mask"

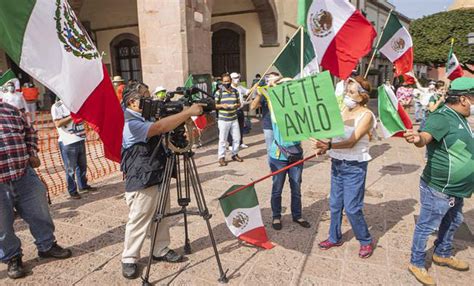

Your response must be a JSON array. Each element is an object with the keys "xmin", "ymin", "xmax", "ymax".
[
  {"xmin": 223, "ymin": 83, "xmax": 231, "ymax": 89},
  {"xmin": 232, "ymin": 78, "xmax": 240, "ymax": 85},
  {"xmin": 470, "ymin": 102, "xmax": 474, "ymax": 116},
  {"xmin": 343, "ymin": 96, "xmax": 358, "ymax": 109},
  {"xmin": 7, "ymin": 86, "xmax": 15, "ymax": 93}
]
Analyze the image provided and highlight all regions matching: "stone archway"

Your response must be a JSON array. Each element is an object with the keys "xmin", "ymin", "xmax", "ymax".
[
  {"xmin": 211, "ymin": 22, "xmax": 246, "ymax": 79},
  {"xmin": 251, "ymin": 0, "xmax": 278, "ymax": 47}
]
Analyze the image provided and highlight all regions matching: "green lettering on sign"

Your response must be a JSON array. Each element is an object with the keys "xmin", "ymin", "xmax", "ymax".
[{"xmin": 268, "ymin": 71, "xmax": 344, "ymax": 141}]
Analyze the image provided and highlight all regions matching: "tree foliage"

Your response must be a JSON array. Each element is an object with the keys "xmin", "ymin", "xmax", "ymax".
[{"xmin": 410, "ymin": 9, "xmax": 474, "ymax": 71}]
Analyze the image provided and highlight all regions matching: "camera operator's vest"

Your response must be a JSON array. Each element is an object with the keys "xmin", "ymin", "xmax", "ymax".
[{"xmin": 120, "ymin": 136, "xmax": 167, "ymax": 192}]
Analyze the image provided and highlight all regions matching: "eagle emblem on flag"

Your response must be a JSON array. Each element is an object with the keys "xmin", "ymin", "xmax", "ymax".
[
  {"xmin": 310, "ymin": 10, "xmax": 333, "ymax": 38},
  {"xmin": 232, "ymin": 212, "xmax": 249, "ymax": 229},
  {"xmin": 391, "ymin": 37, "xmax": 406, "ymax": 53},
  {"xmin": 54, "ymin": 0, "xmax": 99, "ymax": 60}
]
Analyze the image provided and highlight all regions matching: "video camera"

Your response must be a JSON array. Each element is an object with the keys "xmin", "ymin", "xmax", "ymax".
[{"xmin": 140, "ymin": 86, "xmax": 215, "ymax": 121}]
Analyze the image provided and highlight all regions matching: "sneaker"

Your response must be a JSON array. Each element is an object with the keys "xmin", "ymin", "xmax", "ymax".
[
  {"xmin": 231, "ymin": 155, "xmax": 244, "ymax": 162},
  {"xmin": 7, "ymin": 255, "xmax": 26, "ymax": 279},
  {"xmin": 122, "ymin": 262, "xmax": 139, "ymax": 279},
  {"xmin": 433, "ymin": 255, "xmax": 469, "ymax": 271},
  {"xmin": 240, "ymin": 144, "xmax": 249, "ymax": 149},
  {"xmin": 227, "ymin": 146, "xmax": 232, "ymax": 151},
  {"xmin": 79, "ymin": 186, "xmax": 97, "ymax": 192},
  {"xmin": 318, "ymin": 239, "xmax": 344, "ymax": 250},
  {"xmin": 218, "ymin": 158, "xmax": 227, "ymax": 167},
  {"xmin": 69, "ymin": 192, "xmax": 81, "ymax": 199},
  {"xmin": 408, "ymin": 264, "xmax": 436, "ymax": 286},
  {"xmin": 38, "ymin": 242, "xmax": 72, "ymax": 259},
  {"xmin": 152, "ymin": 249, "xmax": 184, "ymax": 263},
  {"xmin": 359, "ymin": 243, "xmax": 374, "ymax": 258}
]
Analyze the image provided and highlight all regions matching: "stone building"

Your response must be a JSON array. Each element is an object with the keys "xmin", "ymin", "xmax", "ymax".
[{"xmin": 0, "ymin": 0, "xmax": 412, "ymax": 107}]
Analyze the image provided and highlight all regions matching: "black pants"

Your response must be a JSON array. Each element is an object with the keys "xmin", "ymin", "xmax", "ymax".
[{"xmin": 228, "ymin": 109, "xmax": 245, "ymax": 145}]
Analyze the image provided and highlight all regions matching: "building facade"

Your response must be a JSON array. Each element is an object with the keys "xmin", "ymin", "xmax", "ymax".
[{"xmin": 0, "ymin": 0, "xmax": 414, "ymax": 107}]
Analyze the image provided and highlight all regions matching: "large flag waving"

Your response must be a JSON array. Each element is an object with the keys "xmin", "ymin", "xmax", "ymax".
[
  {"xmin": 378, "ymin": 85, "xmax": 412, "ymax": 138},
  {"xmin": 297, "ymin": 0, "xmax": 376, "ymax": 79},
  {"xmin": 220, "ymin": 185, "xmax": 274, "ymax": 249},
  {"xmin": 377, "ymin": 12, "xmax": 413, "ymax": 76},
  {"xmin": 0, "ymin": 0, "xmax": 123, "ymax": 162},
  {"xmin": 446, "ymin": 42, "xmax": 464, "ymax": 81}
]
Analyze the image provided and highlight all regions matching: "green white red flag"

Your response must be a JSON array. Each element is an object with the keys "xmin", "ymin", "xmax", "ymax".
[
  {"xmin": 446, "ymin": 44, "xmax": 464, "ymax": 81},
  {"xmin": 219, "ymin": 185, "xmax": 274, "ymax": 249},
  {"xmin": 0, "ymin": 0, "xmax": 123, "ymax": 162},
  {"xmin": 295, "ymin": 0, "xmax": 376, "ymax": 79},
  {"xmin": 378, "ymin": 85, "xmax": 412, "ymax": 138},
  {"xmin": 377, "ymin": 12, "xmax": 413, "ymax": 76}
]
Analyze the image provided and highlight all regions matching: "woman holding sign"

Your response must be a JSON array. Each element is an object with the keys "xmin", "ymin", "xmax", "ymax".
[{"xmin": 312, "ymin": 76, "xmax": 377, "ymax": 259}]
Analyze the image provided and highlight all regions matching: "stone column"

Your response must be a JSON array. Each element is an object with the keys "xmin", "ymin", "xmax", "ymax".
[{"xmin": 137, "ymin": 0, "xmax": 213, "ymax": 90}]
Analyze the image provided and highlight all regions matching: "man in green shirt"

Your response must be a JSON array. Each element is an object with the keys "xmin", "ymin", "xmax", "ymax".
[{"xmin": 403, "ymin": 77, "xmax": 473, "ymax": 286}]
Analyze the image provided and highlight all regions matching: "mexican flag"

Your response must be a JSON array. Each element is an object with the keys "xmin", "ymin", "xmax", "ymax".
[
  {"xmin": 378, "ymin": 84, "xmax": 412, "ymax": 138},
  {"xmin": 0, "ymin": 0, "xmax": 123, "ymax": 162},
  {"xmin": 377, "ymin": 12, "xmax": 413, "ymax": 76},
  {"xmin": 446, "ymin": 44, "xmax": 464, "ymax": 81},
  {"xmin": 0, "ymin": 69, "xmax": 16, "ymax": 86},
  {"xmin": 184, "ymin": 75, "xmax": 207, "ymax": 130},
  {"xmin": 295, "ymin": 0, "xmax": 376, "ymax": 79},
  {"xmin": 274, "ymin": 28, "xmax": 320, "ymax": 78},
  {"xmin": 220, "ymin": 185, "xmax": 274, "ymax": 249}
]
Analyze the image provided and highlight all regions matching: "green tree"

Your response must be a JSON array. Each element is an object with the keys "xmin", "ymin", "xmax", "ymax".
[{"xmin": 410, "ymin": 9, "xmax": 474, "ymax": 73}]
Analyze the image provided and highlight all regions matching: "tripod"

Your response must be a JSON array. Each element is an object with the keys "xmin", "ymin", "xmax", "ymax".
[{"xmin": 141, "ymin": 138, "xmax": 229, "ymax": 285}]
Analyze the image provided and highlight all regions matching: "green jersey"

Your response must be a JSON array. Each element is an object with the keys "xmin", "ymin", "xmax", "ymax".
[{"xmin": 421, "ymin": 105, "xmax": 474, "ymax": 198}]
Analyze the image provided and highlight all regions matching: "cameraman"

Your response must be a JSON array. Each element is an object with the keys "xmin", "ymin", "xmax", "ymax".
[{"xmin": 120, "ymin": 88, "xmax": 203, "ymax": 280}]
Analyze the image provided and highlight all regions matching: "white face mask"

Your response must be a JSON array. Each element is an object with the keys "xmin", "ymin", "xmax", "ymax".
[
  {"xmin": 232, "ymin": 78, "xmax": 240, "ymax": 85},
  {"xmin": 6, "ymin": 86, "xmax": 15, "ymax": 93},
  {"xmin": 343, "ymin": 96, "xmax": 358, "ymax": 109}
]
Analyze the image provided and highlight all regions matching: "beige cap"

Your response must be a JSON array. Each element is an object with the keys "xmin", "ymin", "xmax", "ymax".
[{"xmin": 112, "ymin": 75, "xmax": 124, "ymax": 83}]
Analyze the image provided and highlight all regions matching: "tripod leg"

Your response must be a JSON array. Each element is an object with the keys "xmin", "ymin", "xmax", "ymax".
[
  {"xmin": 141, "ymin": 155, "xmax": 175, "ymax": 286},
  {"xmin": 183, "ymin": 155, "xmax": 191, "ymax": 254},
  {"xmin": 186, "ymin": 156, "xmax": 228, "ymax": 283}
]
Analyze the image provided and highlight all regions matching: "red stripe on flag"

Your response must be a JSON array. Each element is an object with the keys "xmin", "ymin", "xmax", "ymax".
[
  {"xmin": 72, "ymin": 65, "xmax": 124, "ymax": 162},
  {"xmin": 194, "ymin": 115, "xmax": 207, "ymax": 130},
  {"xmin": 447, "ymin": 66, "xmax": 464, "ymax": 81},
  {"xmin": 393, "ymin": 47, "xmax": 413, "ymax": 76},
  {"xmin": 321, "ymin": 10, "xmax": 376, "ymax": 79},
  {"xmin": 394, "ymin": 102, "xmax": 413, "ymax": 137},
  {"xmin": 238, "ymin": 226, "xmax": 275, "ymax": 249}
]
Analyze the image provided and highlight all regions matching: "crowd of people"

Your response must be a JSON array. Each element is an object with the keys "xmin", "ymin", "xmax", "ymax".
[{"xmin": 0, "ymin": 69, "xmax": 472, "ymax": 286}]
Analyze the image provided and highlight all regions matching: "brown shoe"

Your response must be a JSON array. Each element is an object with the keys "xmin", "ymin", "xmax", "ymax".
[
  {"xmin": 231, "ymin": 155, "xmax": 243, "ymax": 162},
  {"xmin": 433, "ymin": 255, "xmax": 469, "ymax": 271},
  {"xmin": 408, "ymin": 264, "xmax": 436, "ymax": 286},
  {"xmin": 218, "ymin": 158, "xmax": 227, "ymax": 166}
]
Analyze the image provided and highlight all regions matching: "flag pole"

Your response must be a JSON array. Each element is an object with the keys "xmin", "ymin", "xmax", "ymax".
[
  {"xmin": 300, "ymin": 25, "xmax": 305, "ymax": 76},
  {"xmin": 245, "ymin": 26, "xmax": 305, "ymax": 99},
  {"xmin": 364, "ymin": 9, "xmax": 393, "ymax": 79}
]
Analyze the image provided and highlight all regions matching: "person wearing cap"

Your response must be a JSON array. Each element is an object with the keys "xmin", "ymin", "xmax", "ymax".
[
  {"xmin": 113, "ymin": 75, "xmax": 126, "ymax": 103},
  {"xmin": 404, "ymin": 77, "xmax": 473, "ymax": 286},
  {"xmin": 312, "ymin": 76, "xmax": 377, "ymax": 259},
  {"xmin": 153, "ymin": 86, "xmax": 166, "ymax": 101},
  {"xmin": 228, "ymin": 72, "xmax": 251, "ymax": 149}
]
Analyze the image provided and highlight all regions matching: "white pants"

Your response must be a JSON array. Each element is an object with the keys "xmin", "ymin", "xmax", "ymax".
[
  {"xmin": 218, "ymin": 119, "xmax": 240, "ymax": 159},
  {"xmin": 26, "ymin": 102, "xmax": 36, "ymax": 122},
  {"xmin": 122, "ymin": 186, "xmax": 171, "ymax": 263}
]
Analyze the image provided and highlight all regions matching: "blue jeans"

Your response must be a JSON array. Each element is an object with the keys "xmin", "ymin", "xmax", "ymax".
[
  {"xmin": 269, "ymin": 157, "xmax": 303, "ymax": 220},
  {"xmin": 329, "ymin": 159, "xmax": 372, "ymax": 246},
  {"xmin": 0, "ymin": 167, "xmax": 56, "ymax": 262},
  {"xmin": 59, "ymin": 140, "xmax": 89, "ymax": 195},
  {"xmin": 410, "ymin": 179, "xmax": 464, "ymax": 268}
]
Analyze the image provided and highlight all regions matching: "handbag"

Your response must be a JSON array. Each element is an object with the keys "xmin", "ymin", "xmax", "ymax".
[{"xmin": 274, "ymin": 141, "xmax": 303, "ymax": 163}]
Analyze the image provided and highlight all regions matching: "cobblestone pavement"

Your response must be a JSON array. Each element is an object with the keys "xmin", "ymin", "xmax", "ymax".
[{"xmin": 1, "ymin": 118, "xmax": 473, "ymax": 286}]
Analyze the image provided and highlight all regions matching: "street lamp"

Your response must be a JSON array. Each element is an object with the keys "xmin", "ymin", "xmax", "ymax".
[{"xmin": 468, "ymin": 32, "xmax": 474, "ymax": 46}]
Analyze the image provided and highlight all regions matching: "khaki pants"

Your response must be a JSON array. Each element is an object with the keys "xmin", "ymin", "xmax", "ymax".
[{"xmin": 122, "ymin": 185, "xmax": 170, "ymax": 264}]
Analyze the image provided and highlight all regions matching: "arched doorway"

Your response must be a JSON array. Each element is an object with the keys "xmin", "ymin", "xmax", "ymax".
[
  {"xmin": 211, "ymin": 22, "xmax": 246, "ymax": 78},
  {"xmin": 110, "ymin": 33, "xmax": 142, "ymax": 83}
]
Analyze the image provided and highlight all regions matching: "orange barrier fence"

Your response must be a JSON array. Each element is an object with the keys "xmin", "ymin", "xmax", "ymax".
[{"xmin": 34, "ymin": 112, "xmax": 120, "ymax": 197}]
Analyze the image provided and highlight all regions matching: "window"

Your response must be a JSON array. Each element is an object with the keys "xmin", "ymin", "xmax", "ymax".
[{"xmin": 114, "ymin": 39, "xmax": 142, "ymax": 82}]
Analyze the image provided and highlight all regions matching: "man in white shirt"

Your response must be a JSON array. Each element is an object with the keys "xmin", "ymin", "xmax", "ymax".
[
  {"xmin": 51, "ymin": 99, "xmax": 95, "ymax": 199},
  {"xmin": 228, "ymin": 72, "xmax": 251, "ymax": 148}
]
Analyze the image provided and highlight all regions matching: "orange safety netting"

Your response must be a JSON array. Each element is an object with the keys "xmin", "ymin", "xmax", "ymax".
[{"xmin": 34, "ymin": 111, "xmax": 120, "ymax": 197}]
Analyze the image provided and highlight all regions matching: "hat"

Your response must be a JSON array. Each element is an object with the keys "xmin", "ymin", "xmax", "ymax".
[
  {"xmin": 449, "ymin": 77, "xmax": 474, "ymax": 96},
  {"xmin": 153, "ymin": 86, "xmax": 166, "ymax": 94},
  {"xmin": 230, "ymin": 72, "xmax": 240, "ymax": 79},
  {"xmin": 112, "ymin": 76, "xmax": 124, "ymax": 83}
]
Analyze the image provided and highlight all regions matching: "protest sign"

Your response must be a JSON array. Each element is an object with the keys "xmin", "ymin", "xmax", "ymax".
[{"xmin": 267, "ymin": 71, "xmax": 344, "ymax": 141}]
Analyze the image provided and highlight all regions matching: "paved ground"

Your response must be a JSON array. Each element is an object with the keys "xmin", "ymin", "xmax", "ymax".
[{"xmin": 1, "ymin": 116, "xmax": 473, "ymax": 286}]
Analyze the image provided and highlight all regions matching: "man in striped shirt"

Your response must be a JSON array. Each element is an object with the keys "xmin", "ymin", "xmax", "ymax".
[
  {"xmin": 0, "ymin": 102, "xmax": 71, "ymax": 279},
  {"xmin": 215, "ymin": 74, "xmax": 244, "ymax": 166}
]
